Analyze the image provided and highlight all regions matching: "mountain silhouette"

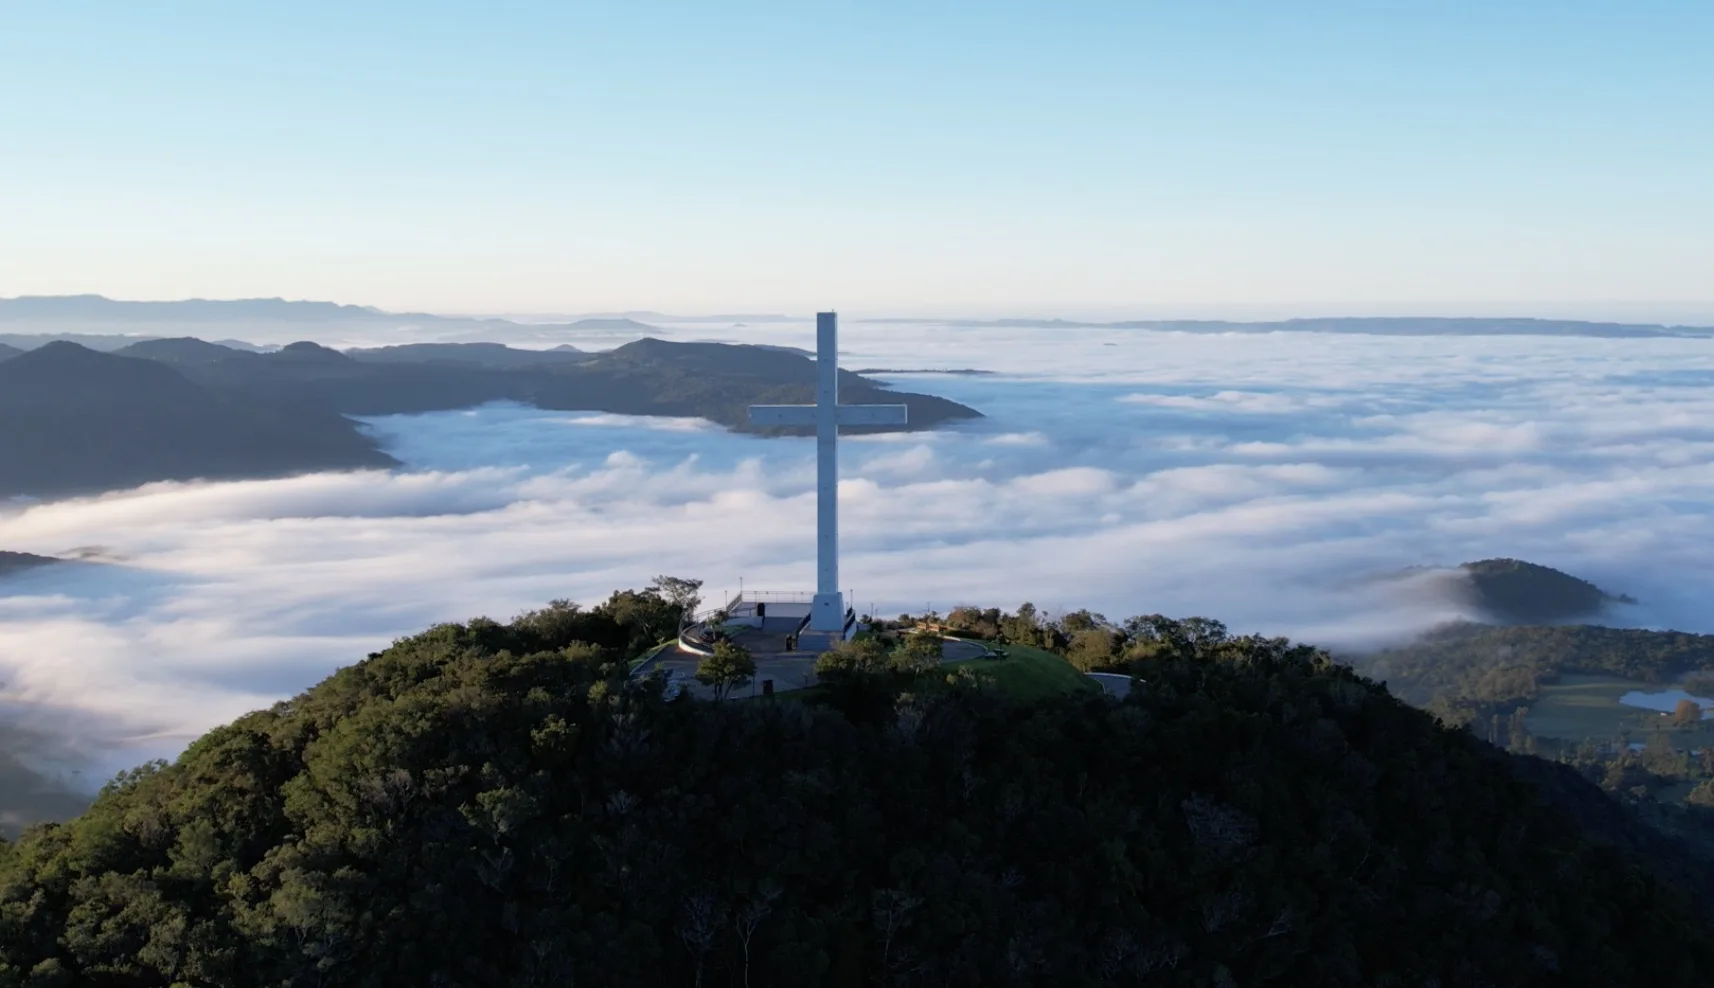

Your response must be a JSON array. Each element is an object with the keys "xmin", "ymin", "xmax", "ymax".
[
  {"xmin": 0, "ymin": 294, "xmax": 378, "ymax": 323},
  {"xmin": 114, "ymin": 337, "xmax": 263, "ymax": 365}
]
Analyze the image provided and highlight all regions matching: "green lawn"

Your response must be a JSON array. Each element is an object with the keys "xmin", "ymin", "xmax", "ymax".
[
  {"xmin": 1526, "ymin": 674, "xmax": 1656, "ymax": 740},
  {"xmin": 943, "ymin": 641, "xmax": 1101, "ymax": 701},
  {"xmin": 750, "ymin": 640, "xmax": 1098, "ymax": 705}
]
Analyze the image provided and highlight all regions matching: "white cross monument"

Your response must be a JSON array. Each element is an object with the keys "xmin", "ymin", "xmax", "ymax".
[{"xmin": 749, "ymin": 312, "xmax": 907, "ymax": 633}]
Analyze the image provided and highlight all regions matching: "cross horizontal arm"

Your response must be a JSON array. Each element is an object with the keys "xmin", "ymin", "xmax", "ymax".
[
  {"xmin": 835, "ymin": 404, "xmax": 909, "ymax": 426},
  {"xmin": 749, "ymin": 405, "xmax": 818, "ymax": 427}
]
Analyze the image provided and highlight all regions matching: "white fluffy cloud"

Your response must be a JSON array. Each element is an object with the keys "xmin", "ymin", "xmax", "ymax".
[{"xmin": 4, "ymin": 324, "xmax": 1714, "ymax": 784}]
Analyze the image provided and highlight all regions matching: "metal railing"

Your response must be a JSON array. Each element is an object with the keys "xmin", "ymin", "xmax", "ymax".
[{"xmin": 676, "ymin": 627, "xmax": 716, "ymax": 657}]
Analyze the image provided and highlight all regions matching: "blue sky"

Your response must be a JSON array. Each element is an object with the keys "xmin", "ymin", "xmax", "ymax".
[{"xmin": 2, "ymin": 1, "xmax": 1710, "ymax": 317}]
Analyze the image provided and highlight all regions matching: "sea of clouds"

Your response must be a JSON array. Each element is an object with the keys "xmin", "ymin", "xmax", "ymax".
[{"xmin": 4, "ymin": 321, "xmax": 1714, "ymax": 793}]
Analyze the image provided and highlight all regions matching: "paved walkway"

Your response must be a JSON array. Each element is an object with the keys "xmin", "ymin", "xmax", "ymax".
[{"xmin": 1086, "ymin": 672, "xmax": 1136, "ymax": 699}]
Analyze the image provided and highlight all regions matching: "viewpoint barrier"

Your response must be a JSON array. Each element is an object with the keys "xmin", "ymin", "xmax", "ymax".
[{"xmin": 676, "ymin": 628, "xmax": 716, "ymax": 657}]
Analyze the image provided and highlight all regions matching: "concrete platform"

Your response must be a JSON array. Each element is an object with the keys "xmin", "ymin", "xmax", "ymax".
[{"xmin": 632, "ymin": 599, "xmax": 993, "ymax": 700}]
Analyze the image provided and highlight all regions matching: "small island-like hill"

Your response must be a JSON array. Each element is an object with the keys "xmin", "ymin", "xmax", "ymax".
[
  {"xmin": 0, "ymin": 551, "xmax": 61, "ymax": 577},
  {"xmin": 0, "ymin": 336, "xmax": 982, "ymax": 498},
  {"xmin": 1458, "ymin": 557, "xmax": 1635, "ymax": 625}
]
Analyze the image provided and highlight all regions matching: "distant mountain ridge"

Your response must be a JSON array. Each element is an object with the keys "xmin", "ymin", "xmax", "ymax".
[
  {"xmin": 0, "ymin": 295, "xmax": 381, "ymax": 323},
  {"xmin": 342, "ymin": 342, "xmax": 590, "ymax": 369},
  {"xmin": 863, "ymin": 316, "xmax": 1714, "ymax": 338},
  {"xmin": 563, "ymin": 317, "xmax": 659, "ymax": 332},
  {"xmin": 15, "ymin": 297, "xmax": 1714, "ymax": 341},
  {"xmin": 0, "ymin": 296, "xmax": 667, "ymax": 349}
]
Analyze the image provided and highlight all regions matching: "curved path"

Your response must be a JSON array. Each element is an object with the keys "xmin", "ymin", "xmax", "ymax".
[
  {"xmin": 1085, "ymin": 672, "xmax": 1136, "ymax": 698},
  {"xmin": 939, "ymin": 637, "xmax": 992, "ymax": 663}
]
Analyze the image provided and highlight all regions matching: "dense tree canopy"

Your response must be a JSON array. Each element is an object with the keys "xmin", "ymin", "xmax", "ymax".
[{"xmin": 4, "ymin": 596, "xmax": 1714, "ymax": 986}]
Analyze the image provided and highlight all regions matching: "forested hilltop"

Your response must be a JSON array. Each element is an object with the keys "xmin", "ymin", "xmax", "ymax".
[{"xmin": 5, "ymin": 593, "xmax": 1714, "ymax": 986}]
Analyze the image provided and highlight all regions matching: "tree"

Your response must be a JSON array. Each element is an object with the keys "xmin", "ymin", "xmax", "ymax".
[
  {"xmin": 733, "ymin": 881, "xmax": 781, "ymax": 988},
  {"xmin": 1067, "ymin": 629, "xmax": 1118, "ymax": 672},
  {"xmin": 1122, "ymin": 615, "xmax": 1230, "ymax": 657},
  {"xmin": 892, "ymin": 630, "xmax": 943, "ymax": 677},
  {"xmin": 1674, "ymin": 698, "xmax": 1705, "ymax": 728},
  {"xmin": 998, "ymin": 603, "xmax": 1042, "ymax": 647},
  {"xmin": 650, "ymin": 575, "xmax": 705, "ymax": 628},
  {"xmin": 1058, "ymin": 610, "xmax": 1109, "ymax": 635},
  {"xmin": 944, "ymin": 606, "xmax": 1001, "ymax": 639},
  {"xmin": 677, "ymin": 890, "xmax": 723, "ymax": 988},
  {"xmin": 596, "ymin": 588, "xmax": 680, "ymax": 655},
  {"xmin": 1640, "ymin": 731, "xmax": 1688, "ymax": 778},
  {"xmin": 697, "ymin": 640, "xmax": 756, "ymax": 700},
  {"xmin": 815, "ymin": 638, "xmax": 895, "ymax": 721},
  {"xmin": 814, "ymin": 637, "xmax": 890, "ymax": 685}
]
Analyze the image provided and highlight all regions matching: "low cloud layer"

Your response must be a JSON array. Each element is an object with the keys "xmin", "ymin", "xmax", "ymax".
[{"xmin": 3, "ymin": 325, "xmax": 1714, "ymax": 790}]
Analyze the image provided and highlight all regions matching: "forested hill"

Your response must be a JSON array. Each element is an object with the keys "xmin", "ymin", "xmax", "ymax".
[
  {"xmin": 0, "ymin": 343, "xmax": 396, "ymax": 498},
  {"xmin": 4, "ymin": 602, "xmax": 1712, "ymax": 985},
  {"xmin": 0, "ymin": 338, "xmax": 980, "ymax": 498}
]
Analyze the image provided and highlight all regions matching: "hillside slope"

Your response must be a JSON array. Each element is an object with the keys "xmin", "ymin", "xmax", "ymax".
[{"xmin": 2, "ymin": 608, "xmax": 1709, "ymax": 986}]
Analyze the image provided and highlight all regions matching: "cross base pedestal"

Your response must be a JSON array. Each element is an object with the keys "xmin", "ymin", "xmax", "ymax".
[{"xmin": 809, "ymin": 592, "xmax": 846, "ymax": 633}]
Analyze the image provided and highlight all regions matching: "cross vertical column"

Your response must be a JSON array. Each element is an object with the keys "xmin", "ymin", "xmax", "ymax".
[
  {"xmin": 747, "ymin": 311, "xmax": 907, "ymax": 638},
  {"xmin": 812, "ymin": 312, "xmax": 843, "ymax": 632}
]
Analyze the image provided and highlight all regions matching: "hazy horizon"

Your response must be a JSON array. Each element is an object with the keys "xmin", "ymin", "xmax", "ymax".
[{"xmin": 5, "ymin": 291, "xmax": 1714, "ymax": 329}]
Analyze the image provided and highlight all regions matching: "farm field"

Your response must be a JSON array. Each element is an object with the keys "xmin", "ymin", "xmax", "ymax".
[{"xmin": 1528, "ymin": 673, "xmax": 1714, "ymax": 747}]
